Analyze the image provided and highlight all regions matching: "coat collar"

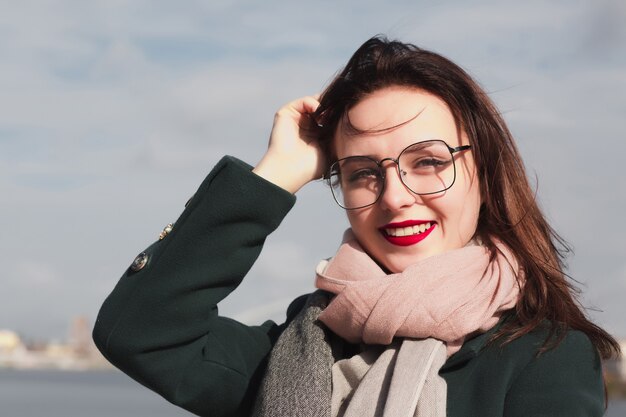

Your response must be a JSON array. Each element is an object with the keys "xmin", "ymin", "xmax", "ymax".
[{"xmin": 441, "ymin": 314, "xmax": 511, "ymax": 370}]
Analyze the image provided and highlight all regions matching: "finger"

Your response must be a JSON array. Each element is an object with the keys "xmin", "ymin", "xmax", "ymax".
[{"xmin": 289, "ymin": 95, "xmax": 320, "ymax": 115}]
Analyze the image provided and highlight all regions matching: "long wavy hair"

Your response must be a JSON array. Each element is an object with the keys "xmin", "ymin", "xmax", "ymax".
[{"xmin": 313, "ymin": 36, "xmax": 620, "ymax": 359}]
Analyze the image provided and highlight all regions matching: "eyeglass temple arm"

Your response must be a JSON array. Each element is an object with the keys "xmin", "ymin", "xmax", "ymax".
[{"xmin": 450, "ymin": 145, "xmax": 471, "ymax": 154}]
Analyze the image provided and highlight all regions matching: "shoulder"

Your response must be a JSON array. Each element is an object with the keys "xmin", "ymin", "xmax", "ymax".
[
  {"xmin": 499, "ymin": 324, "xmax": 601, "ymax": 374},
  {"xmin": 501, "ymin": 323, "xmax": 597, "ymax": 357},
  {"xmin": 502, "ymin": 326, "xmax": 605, "ymax": 417},
  {"xmin": 443, "ymin": 320, "xmax": 605, "ymax": 417}
]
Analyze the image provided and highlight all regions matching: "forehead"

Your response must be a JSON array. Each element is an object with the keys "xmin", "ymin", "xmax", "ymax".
[{"xmin": 334, "ymin": 86, "xmax": 460, "ymax": 158}]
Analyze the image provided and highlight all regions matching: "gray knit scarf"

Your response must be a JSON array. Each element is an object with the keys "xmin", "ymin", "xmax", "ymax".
[
  {"xmin": 252, "ymin": 291, "xmax": 334, "ymax": 417},
  {"xmin": 252, "ymin": 291, "xmax": 447, "ymax": 417}
]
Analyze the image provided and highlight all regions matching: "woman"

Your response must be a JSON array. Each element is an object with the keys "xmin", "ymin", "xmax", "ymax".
[{"xmin": 93, "ymin": 37, "xmax": 620, "ymax": 417}]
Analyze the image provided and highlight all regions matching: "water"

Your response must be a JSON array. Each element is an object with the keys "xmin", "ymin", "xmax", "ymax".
[
  {"xmin": 606, "ymin": 399, "xmax": 626, "ymax": 417},
  {"xmin": 1, "ymin": 369, "xmax": 624, "ymax": 416},
  {"xmin": 0, "ymin": 369, "xmax": 190, "ymax": 417}
]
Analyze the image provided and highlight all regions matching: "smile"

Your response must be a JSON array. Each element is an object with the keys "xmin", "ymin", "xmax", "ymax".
[{"xmin": 379, "ymin": 220, "xmax": 436, "ymax": 246}]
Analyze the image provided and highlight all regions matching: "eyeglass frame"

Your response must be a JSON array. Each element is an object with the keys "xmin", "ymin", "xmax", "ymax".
[{"xmin": 328, "ymin": 139, "xmax": 472, "ymax": 210}]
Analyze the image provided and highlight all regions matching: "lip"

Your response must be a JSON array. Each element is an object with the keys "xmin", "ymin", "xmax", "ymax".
[
  {"xmin": 382, "ymin": 219, "xmax": 432, "ymax": 228},
  {"xmin": 379, "ymin": 220, "xmax": 437, "ymax": 247}
]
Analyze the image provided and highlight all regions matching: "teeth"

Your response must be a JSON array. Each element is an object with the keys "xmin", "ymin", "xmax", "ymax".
[{"xmin": 385, "ymin": 222, "xmax": 432, "ymax": 237}]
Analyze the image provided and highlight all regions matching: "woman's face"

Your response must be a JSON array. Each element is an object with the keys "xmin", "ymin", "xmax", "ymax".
[{"xmin": 333, "ymin": 86, "xmax": 482, "ymax": 273}]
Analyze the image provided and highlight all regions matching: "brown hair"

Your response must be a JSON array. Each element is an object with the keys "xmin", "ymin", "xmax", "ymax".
[{"xmin": 314, "ymin": 36, "xmax": 620, "ymax": 359}]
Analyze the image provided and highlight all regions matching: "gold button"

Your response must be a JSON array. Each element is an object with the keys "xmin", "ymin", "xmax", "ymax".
[
  {"xmin": 130, "ymin": 252, "xmax": 148, "ymax": 272},
  {"xmin": 159, "ymin": 223, "xmax": 174, "ymax": 240}
]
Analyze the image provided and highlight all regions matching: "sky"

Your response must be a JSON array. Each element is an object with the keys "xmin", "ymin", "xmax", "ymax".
[{"xmin": 0, "ymin": 0, "xmax": 624, "ymax": 342}]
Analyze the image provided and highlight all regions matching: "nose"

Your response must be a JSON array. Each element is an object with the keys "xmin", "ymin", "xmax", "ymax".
[{"xmin": 378, "ymin": 160, "xmax": 418, "ymax": 211}]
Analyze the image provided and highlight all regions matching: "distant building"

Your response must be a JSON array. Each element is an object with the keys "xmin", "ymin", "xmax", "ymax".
[
  {"xmin": 618, "ymin": 340, "xmax": 626, "ymax": 380},
  {"xmin": 0, "ymin": 330, "xmax": 23, "ymax": 352},
  {"xmin": 604, "ymin": 339, "xmax": 626, "ymax": 381},
  {"xmin": 65, "ymin": 315, "xmax": 112, "ymax": 369},
  {"xmin": 0, "ymin": 330, "xmax": 29, "ymax": 368},
  {"xmin": 0, "ymin": 317, "xmax": 112, "ymax": 371},
  {"xmin": 68, "ymin": 315, "xmax": 94, "ymax": 357}
]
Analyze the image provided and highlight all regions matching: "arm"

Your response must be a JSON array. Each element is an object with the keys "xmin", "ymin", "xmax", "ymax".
[
  {"xmin": 504, "ymin": 330, "xmax": 605, "ymax": 417},
  {"xmin": 93, "ymin": 156, "xmax": 296, "ymax": 417}
]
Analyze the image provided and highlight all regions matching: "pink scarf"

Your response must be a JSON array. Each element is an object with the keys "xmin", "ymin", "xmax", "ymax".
[{"xmin": 315, "ymin": 230, "xmax": 522, "ymax": 356}]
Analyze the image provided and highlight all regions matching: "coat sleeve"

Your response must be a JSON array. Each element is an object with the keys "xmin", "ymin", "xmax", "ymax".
[
  {"xmin": 92, "ymin": 156, "xmax": 297, "ymax": 417},
  {"xmin": 503, "ymin": 330, "xmax": 605, "ymax": 417}
]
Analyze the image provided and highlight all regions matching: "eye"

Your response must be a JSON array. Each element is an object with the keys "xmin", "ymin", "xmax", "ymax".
[
  {"xmin": 347, "ymin": 168, "xmax": 380, "ymax": 183},
  {"xmin": 404, "ymin": 154, "xmax": 454, "ymax": 174},
  {"xmin": 413, "ymin": 157, "xmax": 449, "ymax": 169}
]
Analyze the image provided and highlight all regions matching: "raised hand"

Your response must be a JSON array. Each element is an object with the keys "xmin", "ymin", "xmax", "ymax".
[{"xmin": 253, "ymin": 96, "xmax": 325, "ymax": 194}]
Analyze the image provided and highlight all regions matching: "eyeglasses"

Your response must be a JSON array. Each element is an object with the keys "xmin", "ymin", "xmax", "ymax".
[{"xmin": 329, "ymin": 139, "xmax": 471, "ymax": 210}]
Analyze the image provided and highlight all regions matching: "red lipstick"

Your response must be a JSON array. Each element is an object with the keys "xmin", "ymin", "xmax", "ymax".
[{"xmin": 379, "ymin": 220, "xmax": 436, "ymax": 247}]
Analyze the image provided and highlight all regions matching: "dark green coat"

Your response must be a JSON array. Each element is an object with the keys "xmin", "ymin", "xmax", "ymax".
[{"xmin": 93, "ymin": 156, "xmax": 605, "ymax": 417}]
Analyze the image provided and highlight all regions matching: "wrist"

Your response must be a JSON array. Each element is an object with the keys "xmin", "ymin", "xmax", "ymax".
[{"xmin": 252, "ymin": 157, "xmax": 306, "ymax": 194}]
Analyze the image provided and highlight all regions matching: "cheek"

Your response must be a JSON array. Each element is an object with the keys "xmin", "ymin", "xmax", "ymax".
[
  {"xmin": 444, "ymin": 183, "xmax": 481, "ymax": 242},
  {"xmin": 345, "ymin": 210, "xmax": 385, "ymax": 259},
  {"xmin": 430, "ymin": 165, "xmax": 481, "ymax": 242},
  {"xmin": 346, "ymin": 210, "xmax": 373, "ymax": 236}
]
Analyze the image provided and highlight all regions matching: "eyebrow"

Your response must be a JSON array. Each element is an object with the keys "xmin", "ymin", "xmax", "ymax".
[
  {"xmin": 343, "ymin": 107, "xmax": 426, "ymax": 136},
  {"xmin": 340, "ymin": 139, "xmax": 437, "ymax": 161}
]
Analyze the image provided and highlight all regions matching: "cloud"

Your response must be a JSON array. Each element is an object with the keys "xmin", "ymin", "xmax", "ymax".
[
  {"xmin": 578, "ymin": 0, "xmax": 626, "ymax": 59},
  {"xmin": 9, "ymin": 261, "xmax": 60, "ymax": 286}
]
